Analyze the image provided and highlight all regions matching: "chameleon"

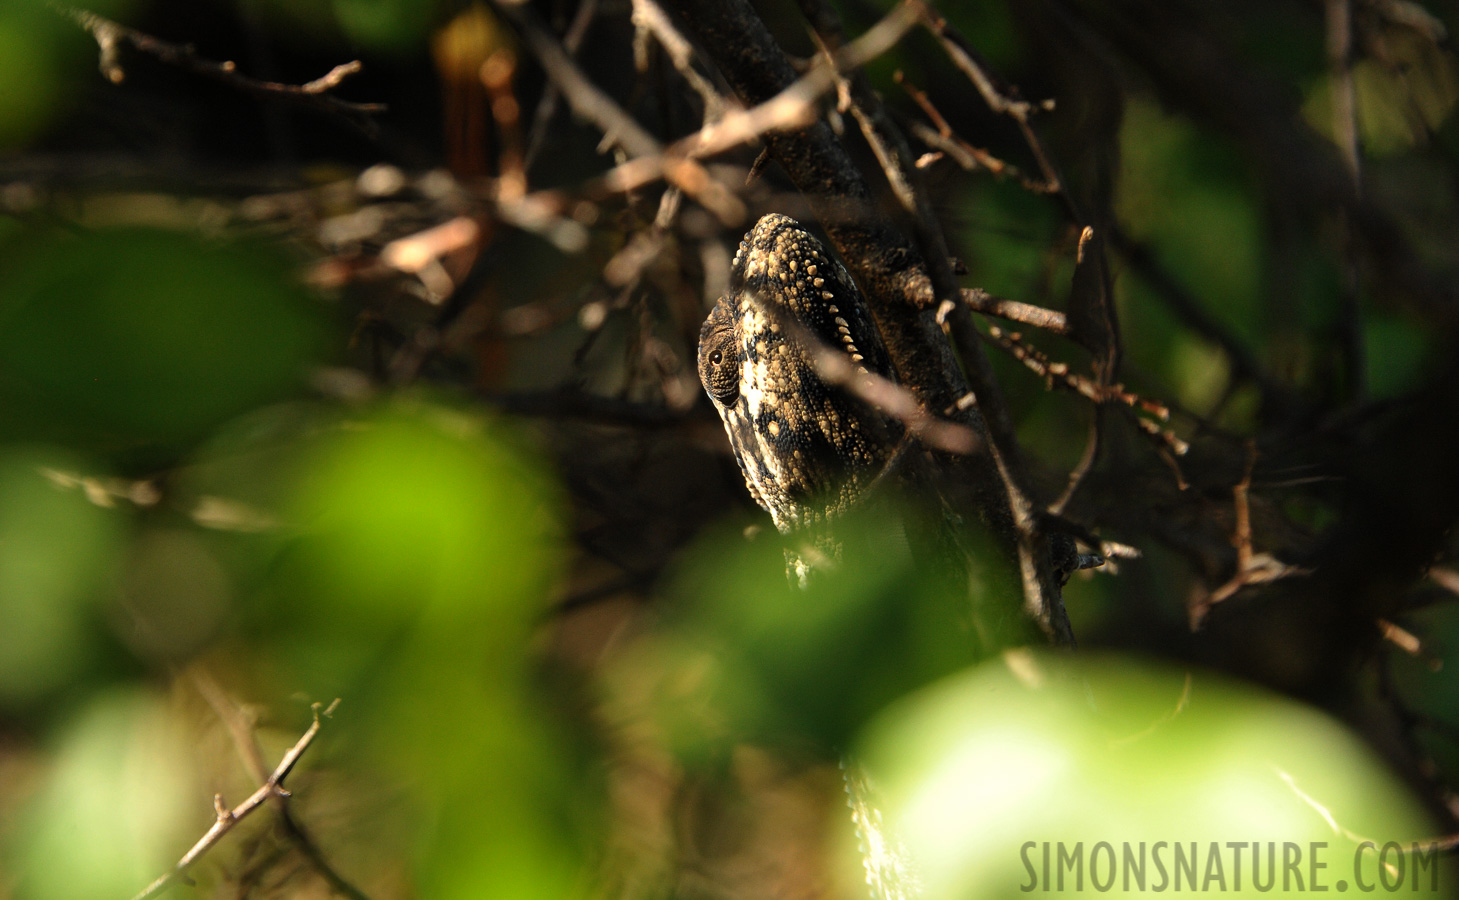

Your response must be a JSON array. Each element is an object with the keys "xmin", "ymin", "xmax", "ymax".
[
  {"xmin": 696, "ymin": 213, "xmax": 905, "ymax": 536},
  {"xmin": 698, "ymin": 214, "xmax": 1104, "ymax": 581},
  {"xmin": 696, "ymin": 213, "xmax": 926, "ymax": 900},
  {"xmin": 695, "ymin": 214, "xmax": 1101, "ymax": 900}
]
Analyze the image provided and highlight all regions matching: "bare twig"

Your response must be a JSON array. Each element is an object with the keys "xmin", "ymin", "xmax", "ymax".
[
  {"xmin": 767, "ymin": 301, "xmax": 980, "ymax": 455},
  {"xmin": 631, "ymin": 0, "xmax": 724, "ymax": 115},
  {"xmin": 589, "ymin": 2, "xmax": 918, "ymax": 205},
  {"xmin": 58, "ymin": 6, "xmax": 386, "ymax": 135},
  {"xmin": 484, "ymin": 388, "xmax": 699, "ymax": 428},
  {"xmin": 960, "ymin": 288, "xmax": 1071, "ymax": 335},
  {"xmin": 896, "ymin": 72, "xmax": 1054, "ymax": 193},
  {"xmin": 1191, "ymin": 452, "xmax": 1308, "ymax": 625},
  {"xmin": 905, "ymin": 0, "xmax": 1064, "ymax": 199},
  {"xmin": 130, "ymin": 699, "xmax": 344, "ymax": 900},
  {"xmin": 522, "ymin": 0, "xmax": 600, "ymax": 170},
  {"xmin": 982, "ymin": 324, "xmax": 1177, "ymax": 431},
  {"xmin": 1430, "ymin": 566, "xmax": 1459, "ymax": 599},
  {"xmin": 189, "ymin": 672, "xmax": 373, "ymax": 900},
  {"xmin": 494, "ymin": 0, "xmax": 746, "ymax": 223}
]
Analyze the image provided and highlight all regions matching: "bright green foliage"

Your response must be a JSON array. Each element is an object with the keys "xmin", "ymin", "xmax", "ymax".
[
  {"xmin": 0, "ymin": 447, "xmax": 122, "ymax": 707},
  {"xmin": 622, "ymin": 505, "xmax": 1019, "ymax": 757},
  {"xmin": 285, "ymin": 405, "xmax": 562, "ymax": 638},
  {"xmin": 17, "ymin": 689, "xmax": 203, "ymax": 900},
  {"xmin": 846, "ymin": 654, "xmax": 1437, "ymax": 900}
]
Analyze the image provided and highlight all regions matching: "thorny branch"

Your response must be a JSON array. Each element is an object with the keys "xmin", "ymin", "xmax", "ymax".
[
  {"xmin": 130, "ymin": 699, "xmax": 343, "ymax": 900},
  {"xmin": 58, "ymin": 6, "xmax": 386, "ymax": 135},
  {"xmin": 189, "ymin": 672, "xmax": 372, "ymax": 900}
]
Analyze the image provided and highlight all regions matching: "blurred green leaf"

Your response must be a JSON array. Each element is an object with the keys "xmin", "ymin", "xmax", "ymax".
[
  {"xmin": 847, "ymin": 654, "xmax": 1436, "ymax": 900},
  {"xmin": 649, "ymin": 504, "xmax": 1015, "ymax": 755},
  {"xmin": 1364, "ymin": 313, "xmax": 1432, "ymax": 399},
  {"xmin": 0, "ymin": 446, "xmax": 123, "ymax": 708},
  {"xmin": 15, "ymin": 688, "xmax": 201, "ymax": 900},
  {"xmin": 1117, "ymin": 100, "xmax": 1263, "ymax": 410},
  {"xmin": 331, "ymin": 0, "xmax": 440, "ymax": 50},
  {"xmin": 0, "ymin": 0, "xmax": 142, "ymax": 148},
  {"xmin": 273, "ymin": 401, "xmax": 585, "ymax": 897},
  {"xmin": 1303, "ymin": 35, "xmax": 1459, "ymax": 157},
  {"xmin": 282, "ymin": 402, "xmax": 562, "ymax": 639},
  {"xmin": 0, "ymin": 4, "xmax": 64, "ymax": 149},
  {"xmin": 0, "ymin": 228, "xmax": 326, "ymax": 454}
]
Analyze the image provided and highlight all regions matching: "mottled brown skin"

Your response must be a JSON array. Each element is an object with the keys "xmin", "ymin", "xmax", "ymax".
[{"xmin": 698, "ymin": 214, "xmax": 902, "ymax": 533}]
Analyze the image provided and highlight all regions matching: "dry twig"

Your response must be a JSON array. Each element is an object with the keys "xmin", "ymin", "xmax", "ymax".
[
  {"xmin": 58, "ymin": 6, "xmax": 386, "ymax": 134},
  {"xmin": 188, "ymin": 672, "xmax": 372, "ymax": 900},
  {"xmin": 130, "ymin": 699, "xmax": 344, "ymax": 900}
]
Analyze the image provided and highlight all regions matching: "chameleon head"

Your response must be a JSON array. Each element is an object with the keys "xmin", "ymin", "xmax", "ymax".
[{"xmin": 697, "ymin": 214, "xmax": 902, "ymax": 533}]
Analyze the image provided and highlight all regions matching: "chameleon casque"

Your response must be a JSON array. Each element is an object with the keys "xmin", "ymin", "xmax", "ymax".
[{"xmin": 697, "ymin": 213, "xmax": 904, "ymax": 535}]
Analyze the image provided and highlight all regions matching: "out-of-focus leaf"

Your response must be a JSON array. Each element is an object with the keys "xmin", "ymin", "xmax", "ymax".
[
  {"xmin": 404, "ymin": 687, "xmax": 591, "ymax": 900},
  {"xmin": 844, "ymin": 654, "xmax": 1436, "ymax": 900},
  {"xmin": 0, "ymin": 4, "xmax": 63, "ymax": 148},
  {"xmin": 0, "ymin": 0, "xmax": 135, "ymax": 148},
  {"xmin": 0, "ymin": 446, "xmax": 122, "ymax": 708},
  {"xmin": 281, "ymin": 402, "xmax": 562, "ymax": 640},
  {"xmin": 647, "ymin": 504, "xmax": 1015, "ymax": 755},
  {"xmin": 0, "ymin": 228, "xmax": 325, "ymax": 453},
  {"xmin": 15, "ymin": 688, "xmax": 201, "ymax": 900},
  {"xmin": 115, "ymin": 527, "xmax": 232, "ymax": 661},
  {"xmin": 1364, "ymin": 313, "xmax": 1432, "ymax": 398},
  {"xmin": 255, "ymin": 400, "xmax": 588, "ymax": 897},
  {"xmin": 1303, "ymin": 35, "xmax": 1459, "ymax": 156},
  {"xmin": 332, "ymin": 0, "xmax": 440, "ymax": 51},
  {"xmin": 1117, "ymin": 99, "xmax": 1263, "ymax": 411}
]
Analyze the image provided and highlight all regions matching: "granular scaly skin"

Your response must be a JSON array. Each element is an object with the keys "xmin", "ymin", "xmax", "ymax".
[{"xmin": 697, "ymin": 214, "xmax": 902, "ymax": 533}]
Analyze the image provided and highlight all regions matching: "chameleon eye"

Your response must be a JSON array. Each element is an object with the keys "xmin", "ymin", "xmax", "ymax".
[{"xmin": 699, "ymin": 333, "xmax": 740, "ymax": 405}]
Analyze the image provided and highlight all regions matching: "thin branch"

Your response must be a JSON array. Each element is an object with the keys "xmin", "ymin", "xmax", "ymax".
[
  {"xmin": 631, "ymin": 0, "xmax": 724, "ymax": 115},
  {"xmin": 1191, "ymin": 451, "xmax": 1308, "ymax": 626},
  {"xmin": 895, "ymin": 72, "xmax": 1054, "ymax": 193},
  {"xmin": 960, "ymin": 287, "xmax": 1070, "ymax": 335},
  {"xmin": 494, "ymin": 0, "xmax": 746, "ymax": 223},
  {"xmin": 484, "ymin": 388, "xmax": 701, "ymax": 428},
  {"xmin": 523, "ymin": 0, "xmax": 600, "ymax": 171},
  {"xmin": 585, "ymin": 3, "xmax": 918, "ymax": 205},
  {"xmin": 905, "ymin": 0, "xmax": 1064, "ymax": 198},
  {"xmin": 1050, "ymin": 412, "xmax": 1102, "ymax": 517},
  {"xmin": 981, "ymin": 323, "xmax": 1179, "ymax": 437},
  {"xmin": 767, "ymin": 301, "xmax": 981, "ymax": 455},
  {"xmin": 131, "ymin": 699, "xmax": 343, "ymax": 900},
  {"xmin": 189, "ymin": 672, "xmax": 373, "ymax": 900},
  {"xmin": 58, "ymin": 6, "xmax": 386, "ymax": 135}
]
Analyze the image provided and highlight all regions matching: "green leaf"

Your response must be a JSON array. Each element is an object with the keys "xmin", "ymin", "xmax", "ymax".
[
  {"xmin": 847, "ymin": 654, "xmax": 1435, "ymax": 900},
  {"xmin": 0, "ymin": 446, "xmax": 122, "ymax": 707},
  {"xmin": 0, "ymin": 228, "xmax": 325, "ymax": 454},
  {"xmin": 15, "ymin": 689, "xmax": 201, "ymax": 900}
]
